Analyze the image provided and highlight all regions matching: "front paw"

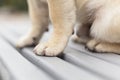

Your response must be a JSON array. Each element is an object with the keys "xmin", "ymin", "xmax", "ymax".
[
  {"xmin": 33, "ymin": 41, "xmax": 66, "ymax": 56},
  {"xmin": 16, "ymin": 36, "xmax": 38, "ymax": 48}
]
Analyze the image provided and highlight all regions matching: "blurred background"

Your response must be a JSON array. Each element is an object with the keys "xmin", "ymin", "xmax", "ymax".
[{"xmin": 0, "ymin": 0, "xmax": 27, "ymax": 12}]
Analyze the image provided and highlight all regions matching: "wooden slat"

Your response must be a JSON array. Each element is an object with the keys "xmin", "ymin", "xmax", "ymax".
[{"xmin": 0, "ymin": 25, "xmax": 104, "ymax": 80}]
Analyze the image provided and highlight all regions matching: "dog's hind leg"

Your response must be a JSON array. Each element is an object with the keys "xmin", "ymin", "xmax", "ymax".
[
  {"xmin": 86, "ymin": 8, "xmax": 120, "ymax": 54},
  {"xmin": 87, "ymin": 39, "xmax": 120, "ymax": 54}
]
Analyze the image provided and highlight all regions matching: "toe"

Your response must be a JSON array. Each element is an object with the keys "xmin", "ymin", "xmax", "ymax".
[
  {"xmin": 33, "ymin": 43, "xmax": 47, "ymax": 56},
  {"xmin": 45, "ymin": 47, "xmax": 62, "ymax": 56},
  {"xmin": 94, "ymin": 43, "xmax": 107, "ymax": 53},
  {"xmin": 86, "ymin": 39, "xmax": 99, "ymax": 51},
  {"xmin": 33, "ymin": 43, "xmax": 63, "ymax": 56}
]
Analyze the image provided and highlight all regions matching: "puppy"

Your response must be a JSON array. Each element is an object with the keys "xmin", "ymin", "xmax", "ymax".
[{"xmin": 17, "ymin": 0, "xmax": 120, "ymax": 56}]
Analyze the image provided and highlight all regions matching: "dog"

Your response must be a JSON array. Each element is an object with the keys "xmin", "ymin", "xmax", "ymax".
[{"xmin": 16, "ymin": 0, "xmax": 120, "ymax": 56}]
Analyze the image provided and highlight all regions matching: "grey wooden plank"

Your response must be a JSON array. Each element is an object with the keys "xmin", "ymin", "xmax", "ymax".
[
  {"xmin": 0, "ymin": 26, "xmax": 104, "ymax": 80},
  {"xmin": 0, "ymin": 37, "xmax": 53, "ymax": 80},
  {"xmin": 5, "ymin": 25, "xmax": 120, "ymax": 66},
  {"xmin": 64, "ymin": 47, "xmax": 120, "ymax": 80},
  {"xmin": 68, "ymin": 40, "xmax": 120, "ymax": 66},
  {"xmin": 6, "ymin": 24, "xmax": 120, "ymax": 67}
]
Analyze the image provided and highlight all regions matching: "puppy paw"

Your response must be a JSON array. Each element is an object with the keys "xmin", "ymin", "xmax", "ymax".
[
  {"xmin": 86, "ymin": 42, "xmax": 108, "ymax": 53},
  {"xmin": 33, "ymin": 41, "xmax": 66, "ymax": 56},
  {"xmin": 86, "ymin": 39, "xmax": 100, "ymax": 52},
  {"xmin": 86, "ymin": 39, "xmax": 119, "ymax": 53},
  {"xmin": 88, "ymin": 42, "xmax": 120, "ymax": 54},
  {"xmin": 16, "ymin": 36, "xmax": 38, "ymax": 48}
]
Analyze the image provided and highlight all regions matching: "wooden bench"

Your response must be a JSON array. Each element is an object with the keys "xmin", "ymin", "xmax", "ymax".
[{"xmin": 1, "ymin": 14, "xmax": 120, "ymax": 80}]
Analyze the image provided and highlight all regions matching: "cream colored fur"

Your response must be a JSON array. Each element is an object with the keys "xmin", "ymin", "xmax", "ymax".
[{"xmin": 17, "ymin": 0, "xmax": 120, "ymax": 56}]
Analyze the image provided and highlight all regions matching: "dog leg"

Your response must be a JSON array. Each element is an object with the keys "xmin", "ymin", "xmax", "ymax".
[
  {"xmin": 87, "ymin": 8, "xmax": 120, "ymax": 54},
  {"xmin": 16, "ymin": 0, "xmax": 49, "ymax": 48},
  {"xmin": 34, "ymin": 0, "xmax": 76, "ymax": 56}
]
